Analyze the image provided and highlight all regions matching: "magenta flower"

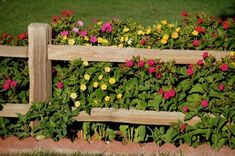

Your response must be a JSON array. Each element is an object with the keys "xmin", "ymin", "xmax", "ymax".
[
  {"xmin": 156, "ymin": 73, "xmax": 162, "ymax": 79},
  {"xmin": 2, "ymin": 83, "xmax": 10, "ymax": 90},
  {"xmin": 202, "ymin": 52, "xmax": 209, "ymax": 59},
  {"xmin": 193, "ymin": 40, "xmax": 200, "ymax": 47},
  {"xmin": 164, "ymin": 92, "xmax": 171, "ymax": 100},
  {"xmin": 218, "ymin": 84, "xmax": 225, "ymax": 91},
  {"xmin": 147, "ymin": 59, "xmax": 155, "ymax": 66},
  {"xmin": 80, "ymin": 30, "xmax": 87, "ymax": 37},
  {"xmin": 137, "ymin": 60, "xmax": 145, "ymax": 67},
  {"xmin": 168, "ymin": 89, "xmax": 176, "ymax": 97},
  {"xmin": 180, "ymin": 124, "xmax": 187, "ymax": 133},
  {"xmin": 57, "ymin": 81, "xmax": 63, "ymax": 89},
  {"xmin": 148, "ymin": 67, "xmax": 155, "ymax": 74},
  {"xmin": 60, "ymin": 30, "xmax": 69, "ymax": 37},
  {"xmin": 77, "ymin": 21, "xmax": 84, "ymax": 27},
  {"xmin": 186, "ymin": 68, "xmax": 194, "ymax": 76},
  {"xmin": 201, "ymin": 100, "xmax": 209, "ymax": 108},
  {"xmin": 101, "ymin": 22, "xmax": 113, "ymax": 33},
  {"xmin": 125, "ymin": 60, "xmax": 134, "ymax": 67},
  {"xmin": 220, "ymin": 63, "xmax": 229, "ymax": 72},
  {"xmin": 90, "ymin": 36, "xmax": 97, "ymax": 43},
  {"xmin": 183, "ymin": 106, "xmax": 189, "ymax": 113},
  {"xmin": 72, "ymin": 28, "xmax": 79, "ymax": 34},
  {"xmin": 140, "ymin": 39, "xmax": 146, "ymax": 45},
  {"xmin": 197, "ymin": 59, "xmax": 204, "ymax": 66},
  {"xmin": 159, "ymin": 88, "xmax": 164, "ymax": 95},
  {"xmin": 10, "ymin": 80, "xmax": 17, "ymax": 87}
]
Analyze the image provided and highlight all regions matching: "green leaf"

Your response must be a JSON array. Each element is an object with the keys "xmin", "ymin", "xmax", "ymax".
[
  {"xmin": 179, "ymin": 79, "xmax": 191, "ymax": 91},
  {"xmin": 162, "ymin": 127, "xmax": 177, "ymax": 143},
  {"xmin": 189, "ymin": 84, "xmax": 205, "ymax": 94},
  {"xmin": 134, "ymin": 126, "xmax": 146, "ymax": 142},
  {"xmin": 147, "ymin": 95, "xmax": 163, "ymax": 111},
  {"xmin": 187, "ymin": 94, "xmax": 202, "ymax": 103},
  {"xmin": 184, "ymin": 112, "xmax": 195, "ymax": 121}
]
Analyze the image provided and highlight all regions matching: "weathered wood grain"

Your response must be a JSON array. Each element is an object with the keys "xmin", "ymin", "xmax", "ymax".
[{"xmin": 0, "ymin": 46, "xmax": 28, "ymax": 58}]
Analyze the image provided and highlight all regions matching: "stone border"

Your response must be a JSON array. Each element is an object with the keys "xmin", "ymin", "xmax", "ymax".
[{"xmin": 0, "ymin": 136, "xmax": 234, "ymax": 156}]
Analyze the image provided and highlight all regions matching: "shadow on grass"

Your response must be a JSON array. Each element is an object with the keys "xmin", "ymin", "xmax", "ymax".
[{"xmin": 219, "ymin": 2, "xmax": 235, "ymax": 19}]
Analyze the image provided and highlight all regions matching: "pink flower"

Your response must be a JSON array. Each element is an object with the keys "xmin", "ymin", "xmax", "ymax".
[
  {"xmin": 140, "ymin": 39, "xmax": 146, "ymax": 45},
  {"xmin": 202, "ymin": 52, "xmax": 209, "ymax": 59},
  {"xmin": 125, "ymin": 60, "xmax": 134, "ymax": 67},
  {"xmin": 164, "ymin": 91, "xmax": 171, "ymax": 100},
  {"xmin": 72, "ymin": 28, "xmax": 79, "ymax": 34},
  {"xmin": 147, "ymin": 59, "xmax": 155, "ymax": 66},
  {"xmin": 220, "ymin": 63, "xmax": 229, "ymax": 72},
  {"xmin": 197, "ymin": 18, "xmax": 203, "ymax": 24},
  {"xmin": 80, "ymin": 30, "xmax": 87, "ymax": 37},
  {"xmin": 159, "ymin": 88, "xmax": 164, "ymax": 95},
  {"xmin": 92, "ymin": 18, "xmax": 98, "ymax": 23},
  {"xmin": 61, "ymin": 10, "xmax": 74, "ymax": 17},
  {"xmin": 101, "ymin": 22, "xmax": 113, "ymax": 33},
  {"xmin": 52, "ymin": 16, "xmax": 60, "ymax": 22},
  {"xmin": 137, "ymin": 60, "xmax": 145, "ymax": 67},
  {"xmin": 183, "ymin": 106, "xmax": 189, "ymax": 113},
  {"xmin": 181, "ymin": 10, "xmax": 187, "ymax": 17},
  {"xmin": 222, "ymin": 21, "xmax": 230, "ymax": 30},
  {"xmin": 218, "ymin": 84, "xmax": 225, "ymax": 91},
  {"xmin": 17, "ymin": 33, "xmax": 27, "ymax": 40},
  {"xmin": 168, "ymin": 89, "xmax": 176, "ymax": 97},
  {"xmin": 2, "ymin": 83, "xmax": 10, "ymax": 90},
  {"xmin": 195, "ymin": 26, "xmax": 205, "ymax": 33},
  {"xmin": 193, "ymin": 40, "xmax": 200, "ymax": 47},
  {"xmin": 188, "ymin": 64, "xmax": 194, "ymax": 69},
  {"xmin": 90, "ymin": 36, "xmax": 97, "ymax": 43},
  {"xmin": 57, "ymin": 81, "xmax": 63, "ymax": 89},
  {"xmin": 156, "ymin": 73, "xmax": 162, "ymax": 79},
  {"xmin": 197, "ymin": 59, "xmax": 204, "ymax": 66},
  {"xmin": 77, "ymin": 21, "xmax": 84, "ymax": 27},
  {"xmin": 5, "ymin": 79, "xmax": 12, "ymax": 84},
  {"xmin": 186, "ymin": 68, "xmax": 194, "ymax": 76},
  {"xmin": 10, "ymin": 80, "xmax": 17, "ymax": 87},
  {"xmin": 180, "ymin": 124, "xmax": 187, "ymax": 133},
  {"xmin": 60, "ymin": 30, "xmax": 69, "ymax": 37},
  {"xmin": 148, "ymin": 67, "xmax": 155, "ymax": 74},
  {"xmin": 201, "ymin": 100, "xmax": 209, "ymax": 108}
]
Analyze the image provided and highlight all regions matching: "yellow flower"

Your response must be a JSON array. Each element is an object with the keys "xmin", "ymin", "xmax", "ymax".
[
  {"xmin": 192, "ymin": 30, "xmax": 198, "ymax": 36},
  {"xmin": 101, "ymin": 84, "xmax": 107, "ymax": 90},
  {"xmin": 84, "ymin": 36, "xmax": 89, "ymax": 41},
  {"xmin": 105, "ymin": 67, "xmax": 111, "ymax": 73},
  {"xmin": 97, "ymin": 37, "xmax": 103, "ymax": 43},
  {"xmin": 98, "ymin": 75, "xmax": 103, "ymax": 80},
  {"xmin": 97, "ymin": 21, "xmax": 103, "ymax": 25},
  {"xmin": 120, "ymin": 36, "xmax": 124, "ymax": 42},
  {"xmin": 123, "ymin": 27, "xmax": 129, "ymax": 32},
  {"xmin": 36, "ymin": 135, "xmax": 45, "ymax": 141},
  {"xmin": 62, "ymin": 36, "xmax": 67, "ymax": 40},
  {"xmin": 104, "ymin": 96, "xmax": 110, "ymax": 102},
  {"xmin": 161, "ymin": 20, "xmax": 167, "ymax": 25},
  {"xmin": 74, "ymin": 101, "xmax": 81, "ymax": 107},
  {"xmin": 70, "ymin": 92, "xmax": 77, "ymax": 99},
  {"xmin": 84, "ymin": 74, "xmax": 90, "ymax": 80},
  {"xmin": 137, "ymin": 30, "xmax": 144, "ymax": 35},
  {"xmin": 93, "ymin": 81, "xmax": 98, "ymax": 88},
  {"xmin": 109, "ymin": 78, "xmax": 116, "ymax": 84},
  {"xmin": 125, "ymin": 36, "xmax": 129, "ymax": 42},
  {"xmin": 161, "ymin": 38, "xmax": 168, "ymax": 44},
  {"xmin": 229, "ymin": 52, "xmax": 235, "ymax": 56},
  {"xmin": 167, "ymin": 24, "xmax": 174, "ymax": 28},
  {"xmin": 156, "ymin": 24, "xmax": 162, "ymax": 32},
  {"xmin": 102, "ymin": 38, "xmax": 109, "ymax": 44},
  {"xmin": 146, "ymin": 28, "xmax": 151, "ymax": 34},
  {"xmin": 163, "ymin": 34, "xmax": 169, "ymax": 40},
  {"xmin": 171, "ymin": 32, "xmax": 178, "ymax": 39},
  {"xmin": 117, "ymin": 93, "xmax": 122, "ymax": 99},
  {"xmin": 83, "ymin": 60, "xmax": 89, "ymax": 66},
  {"xmin": 175, "ymin": 27, "xmax": 180, "ymax": 32},
  {"xmin": 80, "ymin": 84, "xmax": 87, "ymax": 91},
  {"xmin": 147, "ymin": 46, "xmax": 151, "ymax": 49},
  {"xmin": 118, "ymin": 43, "xmax": 124, "ymax": 47},
  {"xmin": 68, "ymin": 39, "xmax": 75, "ymax": 45}
]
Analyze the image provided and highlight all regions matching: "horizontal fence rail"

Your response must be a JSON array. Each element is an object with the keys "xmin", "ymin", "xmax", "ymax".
[{"xmin": 0, "ymin": 46, "xmax": 28, "ymax": 58}]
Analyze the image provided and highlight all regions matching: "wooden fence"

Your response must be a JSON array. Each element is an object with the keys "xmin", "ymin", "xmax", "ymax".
[{"xmin": 0, "ymin": 23, "xmax": 229, "ymax": 126}]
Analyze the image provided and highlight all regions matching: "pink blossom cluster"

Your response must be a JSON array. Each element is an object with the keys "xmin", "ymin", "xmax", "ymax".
[
  {"xmin": 2, "ymin": 79, "xmax": 17, "ymax": 90},
  {"xmin": 159, "ymin": 88, "xmax": 176, "ymax": 100},
  {"xmin": 101, "ymin": 22, "xmax": 112, "ymax": 33}
]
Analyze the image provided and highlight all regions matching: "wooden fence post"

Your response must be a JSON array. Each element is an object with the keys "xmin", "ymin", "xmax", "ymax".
[{"xmin": 28, "ymin": 23, "xmax": 52, "ymax": 104}]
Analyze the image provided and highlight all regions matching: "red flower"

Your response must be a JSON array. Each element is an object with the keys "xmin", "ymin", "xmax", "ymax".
[
  {"xmin": 168, "ymin": 89, "xmax": 176, "ymax": 97},
  {"xmin": 148, "ymin": 67, "xmax": 155, "ymax": 74},
  {"xmin": 186, "ymin": 68, "xmax": 194, "ymax": 76},
  {"xmin": 164, "ymin": 91, "xmax": 171, "ymax": 100},
  {"xmin": 10, "ymin": 80, "xmax": 17, "ymax": 87},
  {"xmin": 193, "ymin": 40, "xmax": 200, "ymax": 47},
  {"xmin": 17, "ymin": 33, "xmax": 27, "ymax": 40},
  {"xmin": 201, "ymin": 100, "xmax": 209, "ymax": 108},
  {"xmin": 156, "ymin": 73, "xmax": 162, "ymax": 79},
  {"xmin": 195, "ymin": 26, "xmax": 205, "ymax": 33},
  {"xmin": 181, "ymin": 10, "xmax": 187, "ymax": 17},
  {"xmin": 61, "ymin": 10, "xmax": 74, "ymax": 17},
  {"xmin": 159, "ymin": 88, "xmax": 164, "ymax": 95},
  {"xmin": 52, "ymin": 16, "xmax": 60, "ymax": 22},
  {"xmin": 188, "ymin": 64, "xmax": 194, "ymax": 69},
  {"xmin": 183, "ymin": 106, "xmax": 189, "ymax": 113},
  {"xmin": 211, "ymin": 32, "xmax": 218, "ymax": 38},
  {"xmin": 222, "ymin": 21, "xmax": 230, "ymax": 30},
  {"xmin": 137, "ymin": 60, "xmax": 145, "ymax": 67},
  {"xmin": 2, "ymin": 83, "xmax": 10, "ymax": 90},
  {"xmin": 2, "ymin": 32, "xmax": 9, "ymax": 38},
  {"xmin": 197, "ymin": 18, "xmax": 203, "ymax": 24},
  {"xmin": 218, "ymin": 84, "xmax": 225, "ymax": 91},
  {"xmin": 125, "ymin": 59, "xmax": 134, "ymax": 67},
  {"xmin": 197, "ymin": 59, "xmax": 204, "ymax": 66},
  {"xmin": 101, "ymin": 22, "xmax": 113, "ymax": 33},
  {"xmin": 220, "ymin": 63, "xmax": 229, "ymax": 72},
  {"xmin": 140, "ymin": 39, "xmax": 146, "ymax": 45},
  {"xmin": 147, "ymin": 59, "xmax": 155, "ymax": 66},
  {"xmin": 180, "ymin": 124, "xmax": 187, "ymax": 133},
  {"xmin": 57, "ymin": 81, "xmax": 63, "ymax": 89},
  {"xmin": 202, "ymin": 52, "xmax": 209, "ymax": 59}
]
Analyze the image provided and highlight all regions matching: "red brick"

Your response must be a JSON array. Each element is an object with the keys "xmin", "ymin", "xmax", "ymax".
[
  {"xmin": 179, "ymin": 144, "xmax": 197, "ymax": 156},
  {"xmin": 218, "ymin": 146, "xmax": 235, "ymax": 156},
  {"xmin": 195, "ymin": 144, "xmax": 217, "ymax": 156},
  {"xmin": 142, "ymin": 142, "xmax": 160, "ymax": 154},
  {"xmin": 86, "ymin": 140, "xmax": 107, "ymax": 154},
  {"xmin": 159, "ymin": 143, "xmax": 179, "ymax": 155}
]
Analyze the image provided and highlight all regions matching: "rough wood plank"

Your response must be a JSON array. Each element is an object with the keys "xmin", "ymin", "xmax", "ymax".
[
  {"xmin": 0, "ymin": 46, "xmax": 28, "ymax": 58},
  {"xmin": 73, "ymin": 108, "xmax": 201, "ymax": 126},
  {"xmin": 28, "ymin": 23, "xmax": 52, "ymax": 104},
  {"xmin": 0, "ymin": 104, "xmax": 29, "ymax": 117},
  {"xmin": 48, "ymin": 45, "xmax": 228, "ymax": 64}
]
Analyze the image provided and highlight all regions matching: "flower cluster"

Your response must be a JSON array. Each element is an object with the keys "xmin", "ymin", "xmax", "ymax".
[
  {"xmin": 0, "ymin": 32, "xmax": 28, "ymax": 46},
  {"xmin": 2, "ymin": 79, "xmax": 17, "ymax": 90}
]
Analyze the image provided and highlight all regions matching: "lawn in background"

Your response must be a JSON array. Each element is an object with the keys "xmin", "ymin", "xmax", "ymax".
[{"xmin": 0, "ymin": 0, "xmax": 235, "ymax": 35}]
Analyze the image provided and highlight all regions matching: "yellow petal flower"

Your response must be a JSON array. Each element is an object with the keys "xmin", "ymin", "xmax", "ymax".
[
  {"xmin": 161, "ymin": 38, "xmax": 168, "ymax": 44},
  {"xmin": 93, "ymin": 81, "xmax": 98, "ymax": 88},
  {"xmin": 146, "ymin": 28, "xmax": 151, "ymax": 34},
  {"xmin": 84, "ymin": 36, "xmax": 89, "ymax": 41},
  {"xmin": 156, "ymin": 24, "xmax": 162, "ymax": 32},
  {"xmin": 109, "ymin": 78, "xmax": 116, "ymax": 84},
  {"xmin": 167, "ymin": 24, "xmax": 174, "ymax": 28},
  {"xmin": 36, "ymin": 135, "xmax": 45, "ymax": 141},
  {"xmin": 97, "ymin": 21, "xmax": 103, "ymax": 25},
  {"xmin": 171, "ymin": 32, "xmax": 178, "ymax": 39},
  {"xmin": 120, "ymin": 36, "xmax": 124, "ymax": 42},
  {"xmin": 192, "ymin": 30, "xmax": 198, "ymax": 36},
  {"xmin": 70, "ymin": 92, "xmax": 77, "ymax": 99},
  {"xmin": 83, "ymin": 60, "xmax": 89, "ymax": 66},
  {"xmin": 161, "ymin": 20, "xmax": 167, "ymax": 25},
  {"xmin": 118, "ymin": 43, "xmax": 124, "ymax": 47},
  {"xmin": 105, "ymin": 67, "xmax": 111, "ymax": 73},
  {"xmin": 125, "ymin": 36, "xmax": 129, "ymax": 42},
  {"xmin": 137, "ymin": 30, "xmax": 144, "ymax": 35},
  {"xmin": 98, "ymin": 75, "xmax": 103, "ymax": 80},
  {"xmin": 101, "ymin": 84, "xmax": 107, "ymax": 90},
  {"xmin": 163, "ymin": 34, "xmax": 169, "ymax": 40},
  {"xmin": 175, "ymin": 27, "xmax": 180, "ymax": 32},
  {"xmin": 68, "ymin": 39, "xmax": 75, "ymax": 45},
  {"xmin": 80, "ymin": 84, "xmax": 87, "ymax": 91},
  {"xmin": 123, "ymin": 27, "xmax": 129, "ymax": 32},
  {"xmin": 97, "ymin": 37, "xmax": 103, "ymax": 43},
  {"xmin": 104, "ymin": 96, "xmax": 110, "ymax": 102},
  {"xmin": 229, "ymin": 51, "xmax": 235, "ymax": 56},
  {"xmin": 84, "ymin": 74, "xmax": 90, "ymax": 80},
  {"xmin": 75, "ymin": 101, "xmax": 81, "ymax": 107},
  {"xmin": 117, "ymin": 93, "xmax": 122, "ymax": 99}
]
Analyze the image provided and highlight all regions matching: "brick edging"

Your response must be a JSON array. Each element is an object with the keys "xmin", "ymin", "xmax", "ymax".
[{"xmin": 0, "ymin": 136, "xmax": 234, "ymax": 156}]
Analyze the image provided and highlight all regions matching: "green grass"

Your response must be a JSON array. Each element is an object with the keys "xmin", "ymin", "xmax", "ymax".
[{"xmin": 0, "ymin": 0, "xmax": 235, "ymax": 35}]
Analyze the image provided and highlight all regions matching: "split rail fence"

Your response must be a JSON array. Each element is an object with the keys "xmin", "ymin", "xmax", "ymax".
[{"xmin": 0, "ymin": 23, "xmax": 229, "ymax": 126}]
